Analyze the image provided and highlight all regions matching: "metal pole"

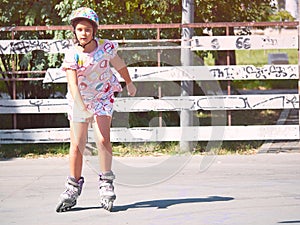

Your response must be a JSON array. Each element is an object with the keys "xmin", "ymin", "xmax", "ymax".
[
  {"xmin": 157, "ymin": 28, "xmax": 163, "ymax": 127},
  {"xmin": 11, "ymin": 30, "xmax": 17, "ymax": 129},
  {"xmin": 297, "ymin": 0, "xmax": 300, "ymax": 140},
  {"xmin": 180, "ymin": 0, "xmax": 194, "ymax": 151},
  {"xmin": 226, "ymin": 25, "xmax": 232, "ymax": 126}
]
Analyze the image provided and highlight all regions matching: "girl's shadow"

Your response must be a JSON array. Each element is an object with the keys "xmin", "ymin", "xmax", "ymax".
[
  {"xmin": 112, "ymin": 196, "xmax": 234, "ymax": 212},
  {"xmin": 68, "ymin": 196, "xmax": 233, "ymax": 212}
]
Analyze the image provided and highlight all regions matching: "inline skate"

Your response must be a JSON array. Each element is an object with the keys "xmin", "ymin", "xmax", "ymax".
[
  {"xmin": 56, "ymin": 176, "xmax": 84, "ymax": 212},
  {"xmin": 99, "ymin": 171, "xmax": 116, "ymax": 212}
]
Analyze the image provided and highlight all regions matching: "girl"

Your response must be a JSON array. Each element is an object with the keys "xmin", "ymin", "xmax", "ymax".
[{"xmin": 56, "ymin": 7, "xmax": 136, "ymax": 212}]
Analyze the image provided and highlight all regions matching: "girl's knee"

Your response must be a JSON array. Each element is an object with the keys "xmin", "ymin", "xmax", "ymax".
[
  {"xmin": 96, "ymin": 137, "xmax": 110, "ymax": 147},
  {"xmin": 69, "ymin": 144, "xmax": 84, "ymax": 155}
]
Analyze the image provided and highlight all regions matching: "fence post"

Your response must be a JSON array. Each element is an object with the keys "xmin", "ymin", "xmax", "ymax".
[
  {"xmin": 157, "ymin": 27, "xmax": 163, "ymax": 127},
  {"xmin": 226, "ymin": 25, "xmax": 232, "ymax": 126},
  {"xmin": 180, "ymin": 0, "xmax": 194, "ymax": 151},
  {"xmin": 11, "ymin": 30, "xmax": 17, "ymax": 129},
  {"xmin": 298, "ymin": 5, "xmax": 300, "ymax": 138}
]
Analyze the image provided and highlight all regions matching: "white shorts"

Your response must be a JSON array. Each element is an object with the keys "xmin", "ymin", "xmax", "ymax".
[{"xmin": 67, "ymin": 93, "xmax": 115, "ymax": 122}]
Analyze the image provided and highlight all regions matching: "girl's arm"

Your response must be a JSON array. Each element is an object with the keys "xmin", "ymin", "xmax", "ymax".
[
  {"xmin": 110, "ymin": 54, "xmax": 137, "ymax": 96},
  {"xmin": 66, "ymin": 69, "xmax": 93, "ymax": 119}
]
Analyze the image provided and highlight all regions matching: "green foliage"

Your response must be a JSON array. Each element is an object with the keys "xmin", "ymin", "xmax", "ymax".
[
  {"xmin": 0, "ymin": 0, "xmax": 61, "ymax": 26},
  {"xmin": 0, "ymin": 0, "xmax": 277, "ymax": 29},
  {"xmin": 195, "ymin": 0, "xmax": 274, "ymax": 23},
  {"xmin": 0, "ymin": 0, "xmax": 66, "ymax": 98},
  {"xmin": 269, "ymin": 9, "xmax": 295, "ymax": 21}
]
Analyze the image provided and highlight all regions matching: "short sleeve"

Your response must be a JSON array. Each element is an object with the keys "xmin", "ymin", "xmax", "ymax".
[
  {"xmin": 110, "ymin": 41, "xmax": 118, "ymax": 58},
  {"xmin": 61, "ymin": 49, "xmax": 78, "ymax": 71},
  {"xmin": 101, "ymin": 39, "xmax": 118, "ymax": 59}
]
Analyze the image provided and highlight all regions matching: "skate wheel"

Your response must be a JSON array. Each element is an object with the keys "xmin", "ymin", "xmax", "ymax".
[
  {"xmin": 56, "ymin": 200, "xmax": 76, "ymax": 213},
  {"xmin": 101, "ymin": 199, "xmax": 114, "ymax": 212},
  {"xmin": 56, "ymin": 202, "xmax": 64, "ymax": 213},
  {"xmin": 104, "ymin": 201, "xmax": 113, "ymax": 212}
]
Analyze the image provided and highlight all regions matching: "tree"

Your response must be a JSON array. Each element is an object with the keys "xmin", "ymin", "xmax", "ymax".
[{"xmin": 0, "ymin": 0, "xmax": 63, "ymax": 99}]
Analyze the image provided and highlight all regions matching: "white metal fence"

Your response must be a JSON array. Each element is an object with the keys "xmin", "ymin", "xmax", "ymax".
[{"xmin": 0, "ymin": 22, "xmax": 299, "ymax": 144}]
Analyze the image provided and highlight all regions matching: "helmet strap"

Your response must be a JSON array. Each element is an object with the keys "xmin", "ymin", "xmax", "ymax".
[
  {"xmin": 74, "ymin": 32, "xmax": 95, "ymax": 49},
  {"xmin": 78, "ymin": 38, "xmax": 94, "ymax": 49}
]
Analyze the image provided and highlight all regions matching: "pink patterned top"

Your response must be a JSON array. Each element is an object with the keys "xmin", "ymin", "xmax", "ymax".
[{"xmin": 62, "ymin": 39, "xmax": 122, "ymax": 121}]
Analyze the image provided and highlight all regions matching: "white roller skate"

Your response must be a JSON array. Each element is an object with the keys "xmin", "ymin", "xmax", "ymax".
[
  {"xmin": 99, "ymin": 171, "xmax": 116, "ymax": 212},
  {"xmin": 56, "ymin": 176, "xmax": 84, "ymax": 212}
]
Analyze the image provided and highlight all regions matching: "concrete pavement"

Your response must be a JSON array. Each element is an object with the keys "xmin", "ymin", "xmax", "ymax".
[{"xmin": 0, "ymin": 153, "xmax": 299, "ymax": 225}]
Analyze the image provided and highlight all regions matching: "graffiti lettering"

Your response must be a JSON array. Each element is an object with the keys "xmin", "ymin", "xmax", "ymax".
[
  {"xmin": 262, "ymin": 37, "xmax": 278, "ymax": 46},
  {"xmin": 0, "ymin": 39, "xmax": 73, "ymax": 54},
  {"xmin": 285, "ymin": 96, "xmax": 298, "ymax": 108},
  {"xmin": 191, "ymin": 35, "xmax": 297, "ymax": 51},
  {"xmin": 29, "ymin": 99, "xmax": 44, "ymax": 112},
  {"xmin": 211, "ymin": 38, "xmax": 220, "ymax": 49},
  {"xmin": 209, "ymin": 65, "xmax": 298, "ymax": 80},
  {"xmin": 236, "ymin": 37, "xmax": 251, "ymax": 49},
  {"xmin": 196, "ymin": 95, "xmax": 299, "ymax": 110}
]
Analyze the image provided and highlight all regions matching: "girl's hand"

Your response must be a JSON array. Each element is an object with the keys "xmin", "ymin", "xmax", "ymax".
[
  {"xmin": 126, "ymin": 82, "xmax": 137, "ymax": 96},
  {"xmin": 74, "ymin": 103, "xmax": 94, "ymax": 123},
  {"xmin": 82, "ymin": 109, "xmax": 94, "ymax": 123}
]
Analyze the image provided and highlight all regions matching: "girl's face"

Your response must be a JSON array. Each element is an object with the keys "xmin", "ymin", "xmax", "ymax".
[{"xmin": 75, "ymin": 20, "xmax": 94, "ymax": 46}]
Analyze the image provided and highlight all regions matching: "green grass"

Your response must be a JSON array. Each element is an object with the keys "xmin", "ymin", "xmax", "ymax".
[
  {"xmin": 236, "ymin": 49, "xmax": 298, "ymax": 66},
  {"xmin": 0, "ymin": 137, "xmax": 265, "ymax": 158},
  {"xmin": 0, "ymin": 143, "xmax": 69, "ymax": 158},
  {"xmin": 205, "ymin": 49, "xmax": 298, "ymax": 66}
]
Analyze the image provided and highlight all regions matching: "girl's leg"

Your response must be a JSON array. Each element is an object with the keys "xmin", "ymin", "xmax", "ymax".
[
  {"xmin": 93, "ymin": 115, "xmax": 113, "ymax": 172},
  {"xmin": 69, "ymin": 121, "xmax": 89, "ymax": 181},
  {"xmin": 56, "ymin": 121, "xmax": 88, "ymax": 212},
  {"xmin": 93, "ymin": 115, "xmax": 116, "ymax": 211}
]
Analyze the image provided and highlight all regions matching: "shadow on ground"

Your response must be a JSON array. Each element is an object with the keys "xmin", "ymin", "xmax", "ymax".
[
  {"xmin": 113, "ymin": 196, "xmax": 234, "ymax": 212},
  {"xmin": 59, "ymin": 196, "xmax": 234, "ymax": 213},
  {"xmin": 66, "ymin": 206, "xmax": 102, "ymax": 212},
  {"xmin": 278, "ymin": 221, "xmax": 300, "ymax": 224}
]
